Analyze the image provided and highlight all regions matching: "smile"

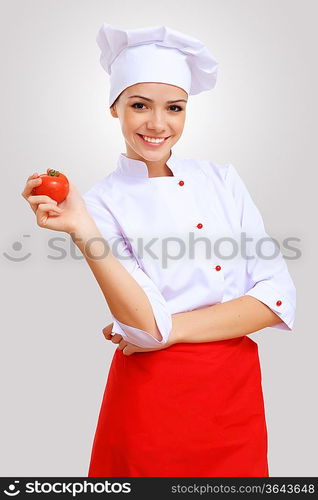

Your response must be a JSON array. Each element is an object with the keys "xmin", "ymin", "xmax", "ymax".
[{"xmin": 137, "ymin": 134, "xmax": 170, "ymax": 146}]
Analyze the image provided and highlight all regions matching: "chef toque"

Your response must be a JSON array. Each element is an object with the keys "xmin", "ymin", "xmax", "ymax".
[{"xmin": 96, "ymin": 24, "xmax": 219, "ymax": 107}]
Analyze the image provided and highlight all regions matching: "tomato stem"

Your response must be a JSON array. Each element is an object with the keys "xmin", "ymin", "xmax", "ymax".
[{"xmin": 47, "ymin": 169, "xmax": 60, "ymax": 177}]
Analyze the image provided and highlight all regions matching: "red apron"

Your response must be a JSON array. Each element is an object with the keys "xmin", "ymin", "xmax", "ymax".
[{"xmin": 88, "ymin": 336, "xmax": 269, "ymax": 477}]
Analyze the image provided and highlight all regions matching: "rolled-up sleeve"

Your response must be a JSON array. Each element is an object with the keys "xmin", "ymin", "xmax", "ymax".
[
  {"xmin": 225, "ymin": 163, "xmax": 296, "ymax": 330},
  {"xmin": 82, "ymin": 190, "xmax": 172, "ymax": 348}
]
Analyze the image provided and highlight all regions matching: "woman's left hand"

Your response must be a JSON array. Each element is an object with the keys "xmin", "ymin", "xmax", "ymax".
[{"xmin": 101, "ymin": 323, "xmax": 176, "ymax": 355}]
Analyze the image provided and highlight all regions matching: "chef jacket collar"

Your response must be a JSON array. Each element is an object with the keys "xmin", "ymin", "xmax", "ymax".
[{"xmin": 115, "ymin": 150, "xmax": 180, "ymax": 179}]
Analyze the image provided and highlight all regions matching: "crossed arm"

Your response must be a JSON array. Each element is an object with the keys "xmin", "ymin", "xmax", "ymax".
[
  {"xmin": 71, "ymin": 218, "xmax": 283, "ymax": 356},
  {"xmin": 103, "ymin": 294, "xmax": 282, "ymax": 355}
]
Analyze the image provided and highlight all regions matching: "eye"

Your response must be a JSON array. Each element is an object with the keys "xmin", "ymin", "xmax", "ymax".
[
  {"xmin": 169, "ymin": 105, "xmax": 183, "ymax": 112},
  {"xmin": 131, "ymin": 102, "xmax": 183, "ymax": 112},
  {"xmin": 131, "ymin": 103, "xmax": 146, "ymax": 110}
]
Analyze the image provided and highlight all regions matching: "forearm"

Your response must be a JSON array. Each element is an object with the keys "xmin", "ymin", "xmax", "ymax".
[
  {"xmin": 172, "ymin": 295, "xmax": 282, "ymax": 343},
  {"xmin": 70, "ymin": 219, "xmax": 161, "ymax": 340}
]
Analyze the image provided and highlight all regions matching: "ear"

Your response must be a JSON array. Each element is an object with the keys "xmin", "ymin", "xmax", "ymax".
[{"xmin": 110, "ymin": 105, "xmax": 118, "ymax": 118}]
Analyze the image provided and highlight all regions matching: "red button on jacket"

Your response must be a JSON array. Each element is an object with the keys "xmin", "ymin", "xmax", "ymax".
[
  {"xmin": 215, "ymin": 265, "xmax": 222, "ymax": 271},
  {"xmin": 276, "ymin": 300, "xmax": 282, "ymax": 306},
  {"xmin": 197, "ymin": 223, "xmax": 203, "ymax": 229},
  {"xmin": 179, "ymin": 180, "xmax": 184, "ymax": 186}
]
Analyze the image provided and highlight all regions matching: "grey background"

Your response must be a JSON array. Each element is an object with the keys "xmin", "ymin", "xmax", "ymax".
[{"xmin": 1, "ymin": 0, "xmax": 317, "ymax": 477}]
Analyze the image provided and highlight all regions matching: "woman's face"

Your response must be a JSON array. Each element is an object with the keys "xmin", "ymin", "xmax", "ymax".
[{"xmin": 110, "ymin": 82, "xmax": 188, "ymax": 162}]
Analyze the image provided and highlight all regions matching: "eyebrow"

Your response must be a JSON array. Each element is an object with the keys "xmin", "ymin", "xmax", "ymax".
[{"xmin": 127, "ymin": 95, "xmax": 188, "ymax": 104}]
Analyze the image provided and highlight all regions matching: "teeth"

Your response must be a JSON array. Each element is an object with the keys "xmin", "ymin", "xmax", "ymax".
[{"xmin": 142, "ymin": 135, "xmax": 165, "ymax": 143}]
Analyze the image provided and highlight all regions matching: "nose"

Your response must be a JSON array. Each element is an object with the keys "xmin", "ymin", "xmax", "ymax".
[{"xmin": 146, "ymin": 109, "xmax": 167, "ymax": 133}]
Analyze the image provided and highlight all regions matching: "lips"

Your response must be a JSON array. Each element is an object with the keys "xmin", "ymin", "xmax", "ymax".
[{"xmin": 137, "ymin": 134, "xmax": 170, "ymax": 147}]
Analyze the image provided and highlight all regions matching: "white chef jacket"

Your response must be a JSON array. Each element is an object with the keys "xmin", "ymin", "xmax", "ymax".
[{"xmin": 82, "ymin": 151, "xmax": 296, "ymax": 348}]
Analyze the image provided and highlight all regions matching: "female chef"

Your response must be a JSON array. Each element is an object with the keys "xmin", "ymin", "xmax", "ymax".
[{"xmin": 21, "ymin": 24, "xmax": 296, "ymax": 477}]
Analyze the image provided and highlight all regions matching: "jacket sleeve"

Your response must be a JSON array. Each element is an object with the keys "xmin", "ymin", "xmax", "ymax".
[
  {"xmin": 224, "ymin": 163, "xmax": 296, "ymax": 330},
  {"xmin": 82, "ymin": 192, "xmax": 173, "ymax": 348}
]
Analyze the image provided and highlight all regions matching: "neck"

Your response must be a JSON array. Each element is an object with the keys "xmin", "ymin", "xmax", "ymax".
[{"xmin": 125, "ymin": 146, "xmax": 174, "ymax": 177}]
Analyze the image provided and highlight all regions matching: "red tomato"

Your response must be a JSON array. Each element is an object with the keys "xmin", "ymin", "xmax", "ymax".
[{"xmin": 32, "ymin": 168, "xmax": 69, "ymax": 203}]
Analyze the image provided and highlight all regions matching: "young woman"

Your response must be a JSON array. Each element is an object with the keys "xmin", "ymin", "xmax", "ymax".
[{"xmin": 21, "ymin": 24, "xmax": 296, "ymax": 477}]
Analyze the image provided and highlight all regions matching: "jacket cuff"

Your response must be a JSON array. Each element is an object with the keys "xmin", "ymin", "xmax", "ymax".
[
  {"xmin": 244, "ymin": 280, "xmax": 296, "ymax": 331},
  {"xmin": 110, "ymin": 316, "xmax": 172, "ymax": 348}
]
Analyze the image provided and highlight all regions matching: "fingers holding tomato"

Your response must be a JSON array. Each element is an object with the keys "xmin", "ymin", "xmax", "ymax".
[
  {"xmin": 21, "ymin": 174, "xmax": 44, "ymax": 213},
  {"xmin": 27, "ymin": 194, "xmax": 59, "ymax": 214},
  {"xmin": 21, "ymin": 170, "xmax": 92, "ymax": 234},
  {"xmin": 32, "ymin": 169, "xmax": 69, "ymax": 203},
  {"xmin": 36, "ymin": 202, "xmax": 64, "ymax": 228}
]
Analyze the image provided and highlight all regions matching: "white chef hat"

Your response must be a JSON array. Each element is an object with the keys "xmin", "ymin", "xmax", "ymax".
[{"xmin": 96, "ymin": 23, "xmax": 219, "ymax": 107}]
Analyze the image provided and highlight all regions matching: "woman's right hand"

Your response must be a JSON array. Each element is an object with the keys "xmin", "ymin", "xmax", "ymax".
[{"xmin": 21, "ymin": 172, "xmax": 92, "ymax": 234}]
